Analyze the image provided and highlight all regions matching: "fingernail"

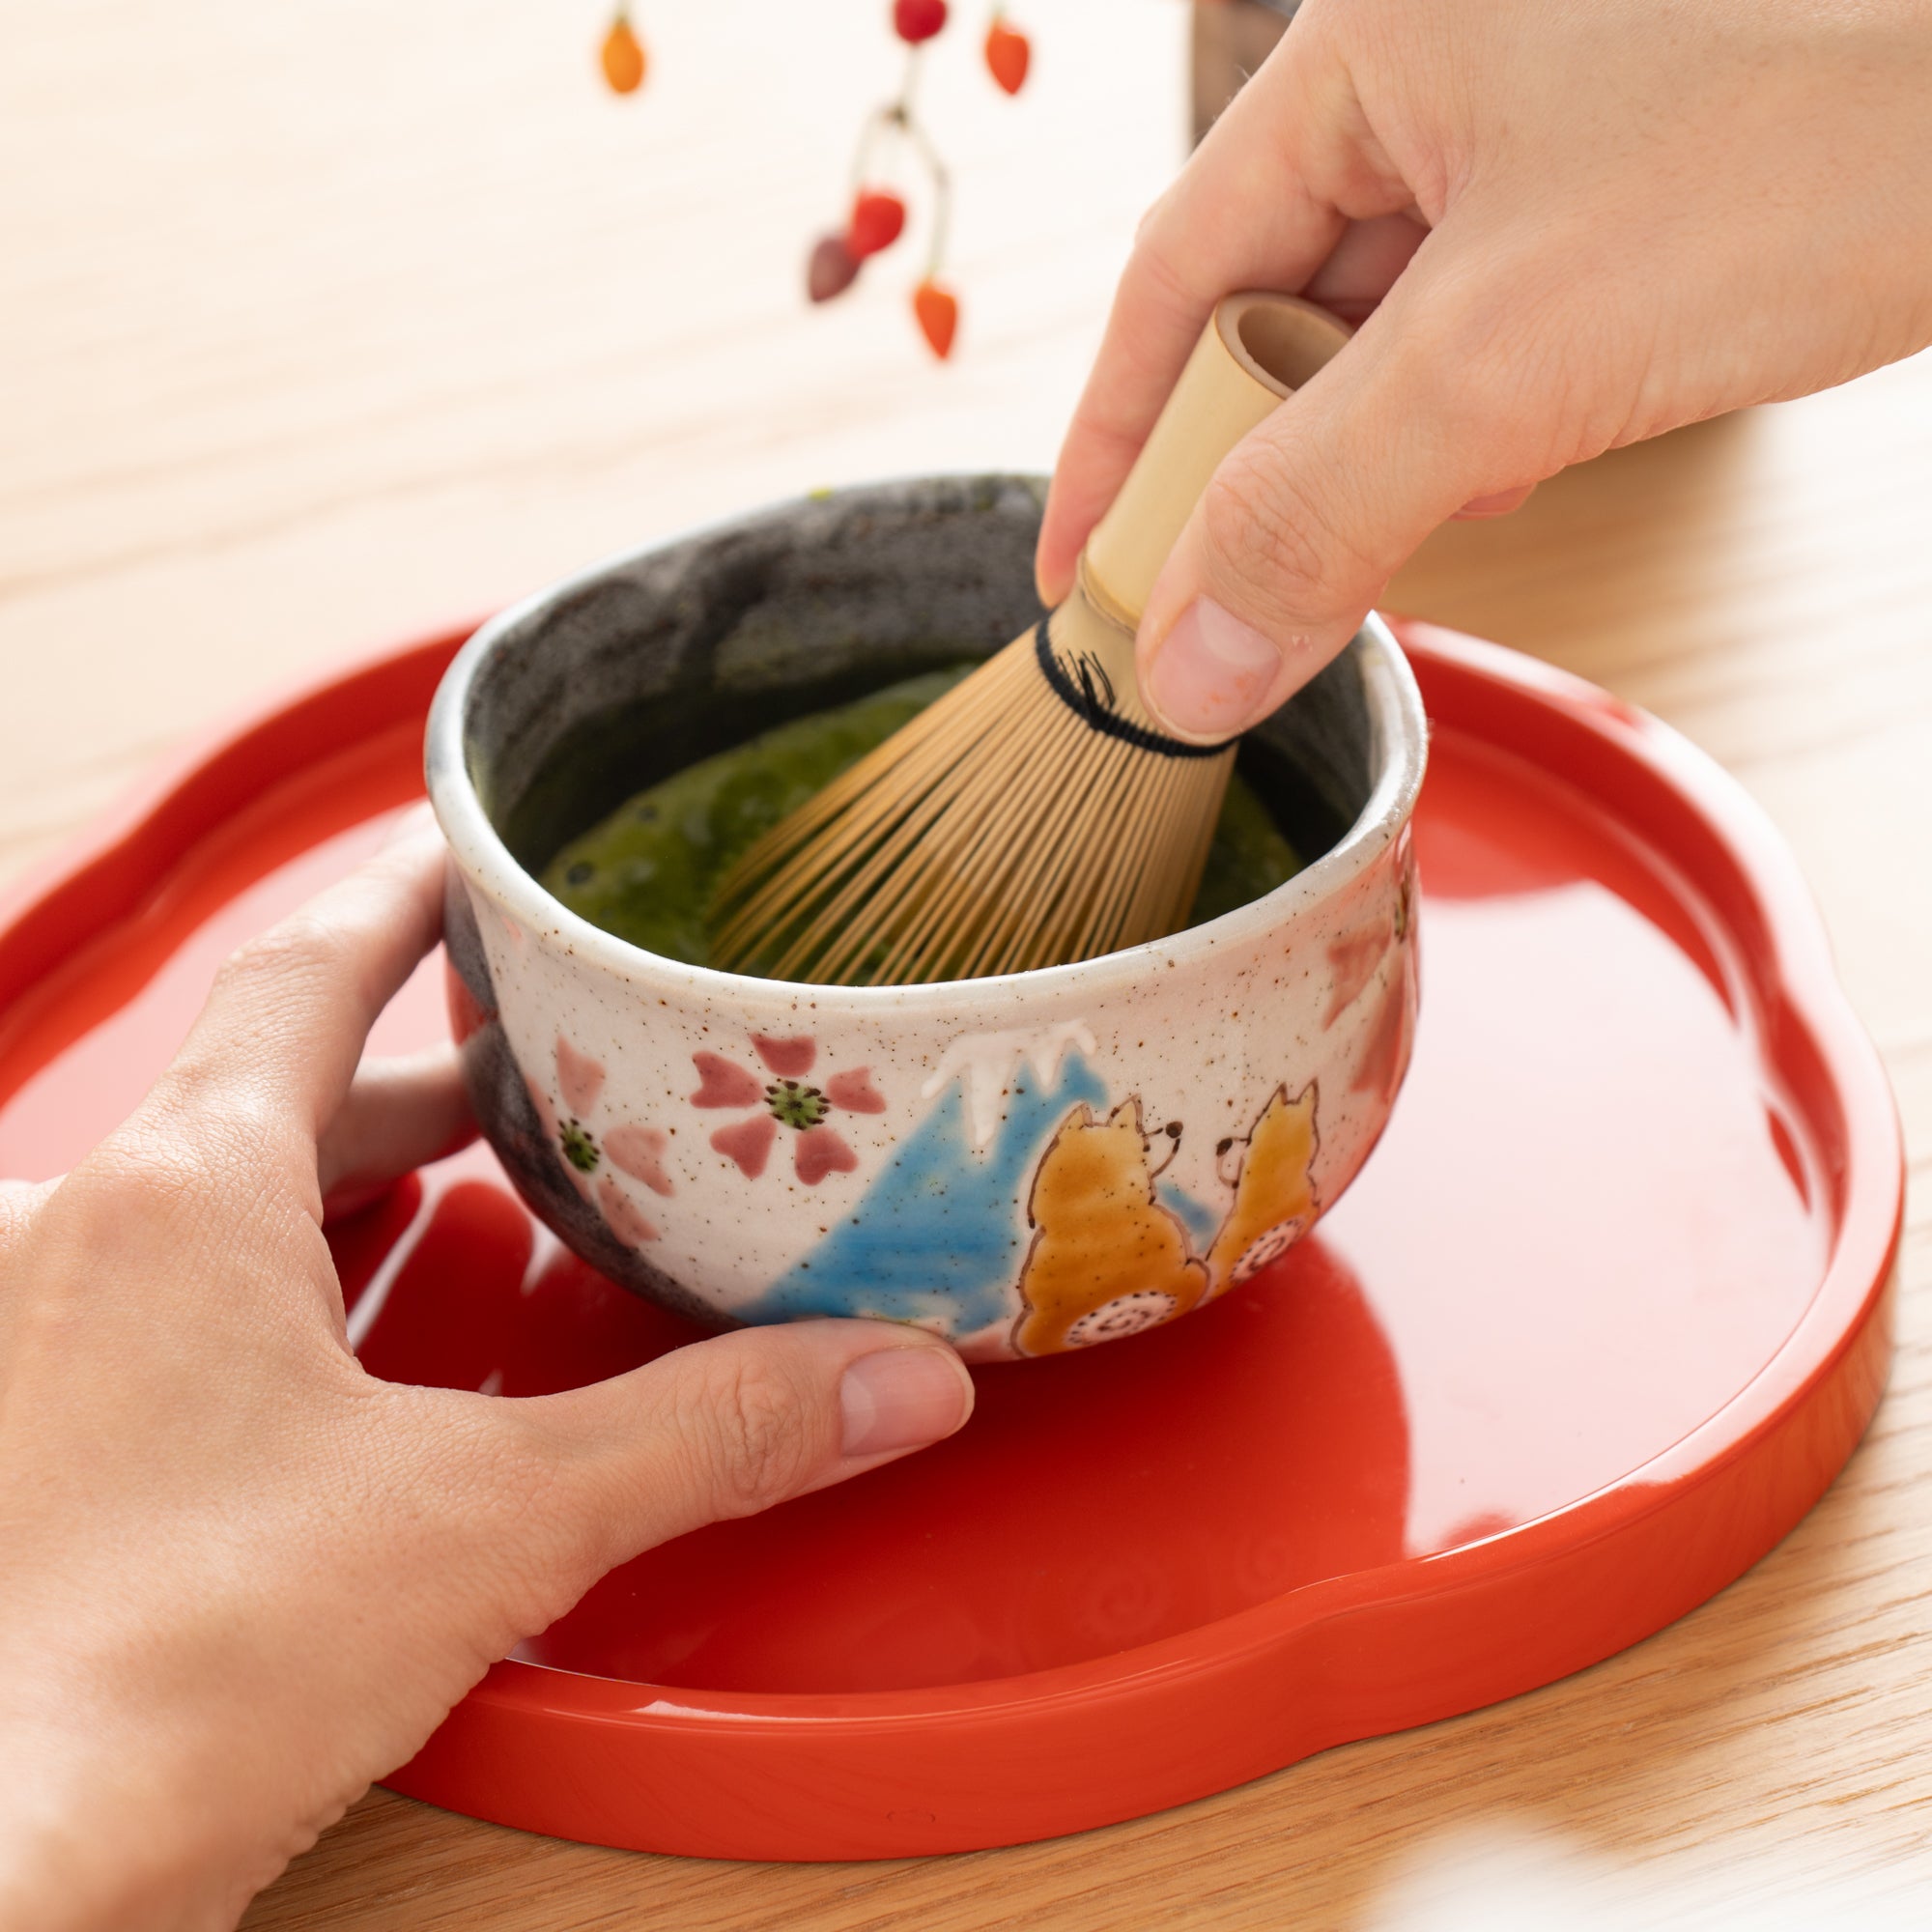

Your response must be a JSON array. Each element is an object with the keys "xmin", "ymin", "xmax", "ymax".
[
  {"xmin": 1145, "ymin": 597, "xmax": 1284, "ymax": 741},
  {"xmin": 1454, "ymin": 487, "xmax": 1532, "ymax": 519},
  {"xmin": 839, "ymin": 1347, "xmax": 973, "ymax": 1458},
  {"xmin": 1036, "ymin": 554, "xmax": 1074, "ymax": 609}
]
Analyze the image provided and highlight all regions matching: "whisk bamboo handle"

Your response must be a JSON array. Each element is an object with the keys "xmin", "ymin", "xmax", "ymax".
[
  {"xmin": 1035, "ymin": 292, "xmax": 1352, "ymax": 761},
  {"xmin": 1083, "ymin": 292, "xmax": 1354, "ymax": 632},
  {"xmin": 707, "ymin": 292, "xmax": 1353, "ymax": 983}
]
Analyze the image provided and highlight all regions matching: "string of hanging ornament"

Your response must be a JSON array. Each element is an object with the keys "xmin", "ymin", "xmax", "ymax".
[{"xmin": 597, "ymin": 1, "xmax": 1032, "ymax": 362}]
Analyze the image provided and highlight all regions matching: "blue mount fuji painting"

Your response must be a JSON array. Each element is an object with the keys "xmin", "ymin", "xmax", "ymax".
[
  {"xmin": 737, "ymin": 1052, "xmax": 1220, "ymax": 1339},
  {"xmin": 738, "ymin": 1054, "xmax": 1107, "ymax": 1335}
]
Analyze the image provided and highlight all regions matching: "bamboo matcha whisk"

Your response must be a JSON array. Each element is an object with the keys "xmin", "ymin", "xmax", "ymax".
[{"xmin": 711, "ymin": 292, "xmax": 1352, "ymax": 986}]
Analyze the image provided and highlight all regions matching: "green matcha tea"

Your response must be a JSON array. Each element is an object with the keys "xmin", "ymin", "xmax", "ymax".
[{"xmin": 541, "ymin": 667, "xmax": 1301, "ymax": 971}]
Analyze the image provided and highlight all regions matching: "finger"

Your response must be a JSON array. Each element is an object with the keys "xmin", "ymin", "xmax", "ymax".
[
  {"xmin": 156, "ymin": 819, "xmax": 447, "ymax": 1161},
  {"xmin": 513, "ymin": 1321, "xmax": 975, "ymax": 1585},
  {"xmin": 1302, "ymin": 213, "xmax": 1429, "ymax": 323},
  {"xmin": 0, "ymin": 1178, "xmax": 59, "ymax": 1267},
  {"xmin": 1036, "ymin": 26, "xmax": 1408, "ymax": 606},
  {"xmin": 1133, "ymin": 232, "xmax": 1551, "ymax": 741},
  {"xmin": 318, "ymin": 1044, "xmax": 476, "ymax": 1218}
]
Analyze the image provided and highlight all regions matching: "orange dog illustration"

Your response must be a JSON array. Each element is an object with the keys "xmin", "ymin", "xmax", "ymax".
[
  {"xmin": 1204, "ymin": 1084, "xmax": 1321, "ymax": 1299},
  {"xmin": 1012, "ymin": 1100, "xmax": 1208, "ymax": 1355}
]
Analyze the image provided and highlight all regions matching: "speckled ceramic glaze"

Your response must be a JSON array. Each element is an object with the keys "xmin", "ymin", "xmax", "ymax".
[{"xmin": 426, "ymin": 477, "xmax": 1425, "ymax": 1361}]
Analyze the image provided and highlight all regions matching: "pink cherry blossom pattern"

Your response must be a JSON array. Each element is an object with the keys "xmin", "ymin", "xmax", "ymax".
[
  {"xmin": 796, "ymin": 1124, "xmax": 860, "ymax": 1185},
  {"xmin": 752, "ymin": 1033, "xmax": 815, "ymax": 1077},
  {"xmin": 605, "ymin": 1123, "xmax": 674, "ymax": 1197},
  {"xmin": 596, "ymin": 1174, "xmax": 661, "ymax": 1248},
  {"xmin": 688, "ymin": 1034, "xmax": 886, "ymax": 1182},
  {"xmin": 1323, "ymin": 830, "xmax": 1419, "ymax": 1028},
  {"xmin": 534, "ymin": 1037, "xmax": 668, "ymax": 1244},
  {"xmin": 825, "ymin": 1066, "xmax": 887, "ymax": 1113},
  {"xmin": 1323, "ymin": 915, "xmax": 1396, "ymax": 1028},
  {"xmin": 556, "ymin": 1034, "xmax": 607, "ymax": 1115},
  {"xmin": 710, "ymin": 1116, "xmax": 779, "ymax": 1179},
  {"xmin": 526, "ymin": 1074, "xmax": 596, "ymax": 1201},
  {"xmin": 691, "ymin": 1052, "xmax": 764, "ymax": 1109},
  {"xmin": 1352, "ymin": 945, "xmax": 1418, "ymax": 1103}
]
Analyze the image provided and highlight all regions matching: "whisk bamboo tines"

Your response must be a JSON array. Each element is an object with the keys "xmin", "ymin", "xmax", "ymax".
[{"xmin": 711, "ymin": 292, "xmax": 1352, "ymax": 985}]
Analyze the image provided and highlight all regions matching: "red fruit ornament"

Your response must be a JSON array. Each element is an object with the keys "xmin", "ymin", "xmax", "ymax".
[
  {"xmin": 600, "ymin": 10, "xmax": 647, "ymax": 95},
  {"xmin": 893, "ymin": 0, "xmax": 949, "ymax": 46},
  {"xmin": 913, "ymin": 279, "xmax": 959, "ymax": 359},
  {"xmin": 847, "ymin": 189, "xmax": 907, "ymax": 259},
  {"xmin": 984, "ymin": 16, "xmax": 1030, "ymax": 95},
  {"xmin": 808, "ymin": 234, "xmax": 862, "ymax": 304}
]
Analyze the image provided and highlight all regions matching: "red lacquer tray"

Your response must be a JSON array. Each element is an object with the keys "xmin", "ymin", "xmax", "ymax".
[{"xmin": 0, "ymin": 621, "xmax": 1899, "ymax": 1861}]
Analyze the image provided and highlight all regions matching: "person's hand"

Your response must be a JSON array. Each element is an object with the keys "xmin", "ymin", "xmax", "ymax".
[
  {"xmin": 1038, "ymin": 0, "xmax": 1932, "ymax": 742},
  {"xmin": 0, "ymin": 819, "xmax": 974, "ymax": 1932}
]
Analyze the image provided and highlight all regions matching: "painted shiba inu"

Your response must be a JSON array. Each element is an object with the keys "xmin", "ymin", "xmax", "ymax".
[
  {"xmin": 1011, "ymin": 1084, "xmax": 1322, "ymax": 1353},
  {"xmin": 1204, "ymin": 1084, "xmax": 1321, "ymax": 1299},
  {"xmin": 1011, "ymin": 1099, "xmax": 1208, "ymax": 1355}
]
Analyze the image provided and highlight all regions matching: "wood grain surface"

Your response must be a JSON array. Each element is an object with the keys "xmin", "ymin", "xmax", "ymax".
[{"xmin": 3, "ymin": 3, "xmax": 1928, "ymax": 1925}]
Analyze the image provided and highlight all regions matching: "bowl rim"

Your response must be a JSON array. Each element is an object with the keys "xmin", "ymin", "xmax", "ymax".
[{"xmin": 424, "ymin": 474, "xmax": 1428, "ymax": 1010}]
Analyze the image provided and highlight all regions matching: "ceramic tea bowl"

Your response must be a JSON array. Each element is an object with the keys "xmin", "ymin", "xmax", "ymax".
[{"xmin": 426, "ymin": 476, "xmax": 1425, "ymax": 1362}]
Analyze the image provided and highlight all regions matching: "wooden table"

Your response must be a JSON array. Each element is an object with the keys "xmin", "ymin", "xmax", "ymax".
[{"xmin": 5, "ymin": 4, "xmax": 1929, "ymax": 1924}]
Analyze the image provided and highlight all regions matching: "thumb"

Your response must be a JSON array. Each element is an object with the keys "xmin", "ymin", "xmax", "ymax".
[
  {"xmin": 526, "ymin": 1320, "xmax": 976, "ymax": 1579},
  {"xmin": 0, "ymin": 1178, "xmax": 58, "ymax": 1266},
  {"xmin": 1134, "ymin": 253, "xmax": 1531, "ymax": 741}
]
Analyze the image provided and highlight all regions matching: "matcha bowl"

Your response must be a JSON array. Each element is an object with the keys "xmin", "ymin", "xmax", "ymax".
[{"xmin": 425, "ymin": 476, "xmax": 1425, "ymax": 1361}]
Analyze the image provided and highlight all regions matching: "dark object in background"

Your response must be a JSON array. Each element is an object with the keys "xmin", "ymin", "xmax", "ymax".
[{"xmin": 1191, "ymin": 0, "xmax": 1297, "ymax": 145}]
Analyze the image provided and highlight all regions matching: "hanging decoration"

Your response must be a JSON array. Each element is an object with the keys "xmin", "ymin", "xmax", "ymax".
[
  {"xmin": 983, "ymin": 11, "xmax": 1032, "ymax": 95},
  {"xmin": 805, "ymin": 2, "xmax": 1031, "ymax": 360},
  {"xmin": 596, "ymin": 2, "xmax": 1031, "ymax": 362},
  {"xmin": 599, "ymin": 7, "xmax": 647, "ymax": 96}
]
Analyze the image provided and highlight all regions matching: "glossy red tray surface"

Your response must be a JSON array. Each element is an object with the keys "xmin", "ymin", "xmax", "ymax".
[{"xmin": 0, "ymin": 622, "xmax": 1899, "ymax": 1861}]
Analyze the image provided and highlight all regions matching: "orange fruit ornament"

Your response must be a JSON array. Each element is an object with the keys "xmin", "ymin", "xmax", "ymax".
[
  {"xmin": 913, "ymin": 279, "xmax": 959, "ymax": 359},
  {"xmin": 601, "ymin": 12, "xmax": 647, "ymax": 95},
  {"xmin": 808, "ymin": 235, "xmax": 862, "ymax": 303},
  {"xmin": 893, "ymin": 0, "xmax": 949, "ymax": 45},
  {"xmin": 847, "ymin": 189, "xmax": 908, "ymax": 260},
  {"xmin": 984, "ymin": 18, "xmax": 1030, "ymax": 95}
]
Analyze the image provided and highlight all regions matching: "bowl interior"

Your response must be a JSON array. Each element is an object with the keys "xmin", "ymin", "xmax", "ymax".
[{"xmin": 456, "ymin": 475, "xmax": 1378, "ymax": 906}]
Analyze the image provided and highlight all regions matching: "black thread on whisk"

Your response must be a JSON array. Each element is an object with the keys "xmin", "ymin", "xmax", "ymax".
[{"xmin": 1031, "ymin": 623, "xmax": 1237, "ymax": 759}]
